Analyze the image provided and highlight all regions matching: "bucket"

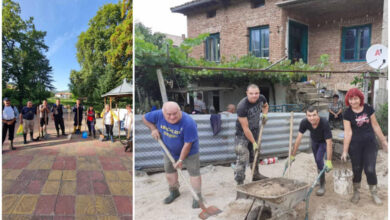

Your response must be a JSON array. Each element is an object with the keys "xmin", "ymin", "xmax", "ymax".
[{"xmin": 333, "ymin": 169, "xmax": 353, "ymax": 195}]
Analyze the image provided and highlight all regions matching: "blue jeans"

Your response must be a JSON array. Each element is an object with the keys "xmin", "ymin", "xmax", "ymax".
[{"xmin": 312, "ymin": 141, "xmax": 327, "ymax": 171}]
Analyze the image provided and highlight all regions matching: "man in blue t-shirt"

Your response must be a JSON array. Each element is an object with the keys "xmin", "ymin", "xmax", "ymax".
[
  {"xmin": 287, "ymin": 106, "xmax": 333, "ymax": 196},
  {"xmin": 20, "ymin": 101, "xmax": 36, "ymax": 144},
  {"xmin": 143, "ymin": 101, "xmax": 202, "ymax": 209}
]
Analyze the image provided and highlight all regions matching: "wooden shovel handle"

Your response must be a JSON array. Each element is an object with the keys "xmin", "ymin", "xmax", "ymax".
[{"xmin": 251, "ymin": 124, "xmax": 264, "ymax": 181}]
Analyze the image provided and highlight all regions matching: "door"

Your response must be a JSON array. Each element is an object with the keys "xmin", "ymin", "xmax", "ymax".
[{"xmin": 288, "ymin": 20, "xmax": 308, "ymax": 63}]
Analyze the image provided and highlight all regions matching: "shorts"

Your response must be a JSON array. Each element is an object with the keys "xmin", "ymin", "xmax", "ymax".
[
  {"xmin": 164, "ymin": 153, "xmax": 200, "ymax": 176},
  {"xmin": 40, "ymin": 117, "xmax": 49, "ymax": 127},
  {"xmin": 23, "ymin": 119, "xmax": 34, "ymax": 133}
]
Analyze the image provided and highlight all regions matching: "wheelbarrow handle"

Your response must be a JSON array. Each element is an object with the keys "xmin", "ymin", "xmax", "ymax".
[{"xmin": 157, "ymin": 139, "xmax": 201, "ymax": 202}]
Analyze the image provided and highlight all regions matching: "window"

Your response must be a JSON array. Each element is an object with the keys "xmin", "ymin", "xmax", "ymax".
[
  {"xmin": 205, "ymin": 33, "xmax": 220, "ymax": 62},
  {"xmin": 341, "ymin": 24, "xmax": 371, "ymax": 62},
  {"xmin": 249, "ymin": 26, "xmax": 269, "ymax": 58},
  {"xmin": 207, "ymin": 10, "xmax": 216, "ymax": 18},
  {"xmin": 251, "ymin": 0, "xmax": 265, "ymax": 8}
]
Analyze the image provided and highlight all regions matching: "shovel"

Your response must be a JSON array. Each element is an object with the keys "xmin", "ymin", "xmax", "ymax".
[
  {"xmin": 67, "ymin": 106, "xmax": 72, "ymax": 140},
  {"xmin": 304, "ymin": 166, "xmax": 327, "ymax": 220},
  {"xmin": 251, "ymin": 124, "xmax": 265, "ymax": 181},
  {"xmin": 283, "ymin": 112, "xmax": 294, "ymax": 177},
  {"xmin": 157, "ymin": 139, "xmax": 222, "ymax": 219}
]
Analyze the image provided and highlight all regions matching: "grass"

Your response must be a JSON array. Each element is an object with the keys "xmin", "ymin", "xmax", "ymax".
[{"xmin": 47, "ymin": 97, "xmax": 76, "ymax": 107}]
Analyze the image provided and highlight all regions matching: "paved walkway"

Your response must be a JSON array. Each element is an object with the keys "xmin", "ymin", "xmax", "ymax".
[{"xmin": 2, "ymin": 116, "xmax": 132, "ymax": 220}]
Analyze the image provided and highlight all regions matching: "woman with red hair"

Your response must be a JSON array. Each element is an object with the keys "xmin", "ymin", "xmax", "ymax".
[{"xmin": 341, "ymin": 88, "xmax": 387, "ymax": 205}]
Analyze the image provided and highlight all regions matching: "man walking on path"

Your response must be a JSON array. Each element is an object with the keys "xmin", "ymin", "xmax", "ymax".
[
  {"xmin": 235, "ymin": 84, "xmax": 269, "ymax": 185},
  {"xmin": 39, "ymin": 100, "xmax": 50, "ymax": 137},
  {"xmin": 2, "ymin": 97, "xmax": 19, "ymax": 150},
  {"xmin": 52, "ymin": 99, "xmax": 66, "ymax": 137},
  {"xmin": 73, "ymin": 99, "xmax": 84, "ymax": 134},
  {"xmin": 143, "ymin": 101, "xmax": 203, "ymax": 208},
  {"xmin": 20, "ymin": 101, "xmax": 35, "ymax": 144},
  {"xmin": 287, "ymin": 106, "xmax": 333, "ymax": 196}
]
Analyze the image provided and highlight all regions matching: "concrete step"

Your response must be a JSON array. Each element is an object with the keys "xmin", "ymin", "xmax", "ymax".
[
  {"xmin": 296, "ymin": 82, "xmax": 316, "ymax": 88},
  {"xmin": 304, "ymin": 93, "xmax": 320, "ymax": 99},
  {"xmin": 307, "ymin": 98, "xmax": 331, "ymax": 103},
  {"xmin": 298, "ymin": 88, "xmax": 317, "ymax": 93}
]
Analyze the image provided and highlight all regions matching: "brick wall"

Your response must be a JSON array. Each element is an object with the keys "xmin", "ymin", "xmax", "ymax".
[
  {"xmin": 187, "ymin": 0, "xmax": 285, "ymax": 62},
  {"xmin": 185, "ymin": 0, "xmax": 384, "ymax": 92}
]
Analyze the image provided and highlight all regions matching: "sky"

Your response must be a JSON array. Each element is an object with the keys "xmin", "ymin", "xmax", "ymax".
[
  {"xmin": 134, "ymin": 0, "xmax": 188, "ymax": 36},
  {"xmin": 16, "ymin": 0, "xmax": 118, "ymax": 92}
]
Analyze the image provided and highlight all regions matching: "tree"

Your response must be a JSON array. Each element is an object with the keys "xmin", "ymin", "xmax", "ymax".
[
  {"xmin": 105, "ymin": 0, "xmax": 132, "ymax": 81},
  {"xmin": 2, "ymin": 0, "xmax": 54, "ymax": 108},
  {"xmin": 69, "ymin": 2, "xmax": 125, "ymax": 109}
]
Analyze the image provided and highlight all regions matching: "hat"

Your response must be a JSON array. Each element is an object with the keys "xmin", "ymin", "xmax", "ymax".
[{"xmin": 3, "ymin": 97, "xmax": 9, "ymax": 101}]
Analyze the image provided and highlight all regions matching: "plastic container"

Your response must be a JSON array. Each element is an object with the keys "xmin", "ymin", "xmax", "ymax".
[
  {"xmin": 260, "ymin": 157, "xmax": 278, "ymax": 165},
  {"xmin": 333, "ymin": 168, "xmax": 353, "ymax": 195}
]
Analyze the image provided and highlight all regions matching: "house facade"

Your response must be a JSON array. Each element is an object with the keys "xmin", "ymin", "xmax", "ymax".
[{"xmin": 172, "ymin": 0, "xmax": 386, "ymax": 110}]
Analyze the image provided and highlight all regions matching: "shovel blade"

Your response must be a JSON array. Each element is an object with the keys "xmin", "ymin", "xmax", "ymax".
[{"xmin": 198, "ymin": 206, "xmax": 222, "ymax": 219}]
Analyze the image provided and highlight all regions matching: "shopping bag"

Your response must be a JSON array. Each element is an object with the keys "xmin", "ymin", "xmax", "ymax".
[{"xmin": 16, "ymin": 124, "xmax": 23, "ymax": 135}]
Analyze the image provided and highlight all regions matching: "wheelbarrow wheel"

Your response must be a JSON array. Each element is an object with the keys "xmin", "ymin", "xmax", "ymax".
[{"xmin": 247, "ymin": 204, "xmax": 272, "ymax": 220}]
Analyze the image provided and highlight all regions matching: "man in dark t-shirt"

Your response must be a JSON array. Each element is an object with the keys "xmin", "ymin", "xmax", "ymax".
[
  {"xmin": 234, "ymin": 84, "xmax": 269, "ymax": 186},
  {"xmin": 288, "ymin": 106, "xmax": 333, "ymax": 196},
  {"xmin": 20, "ymin": 101, "xmax": 36, "ymax": 144}
]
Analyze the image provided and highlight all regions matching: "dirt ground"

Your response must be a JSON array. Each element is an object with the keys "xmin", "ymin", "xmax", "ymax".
[{"xmin": 135, "ymin": 151, "xmax": 388, "ymax": 220}]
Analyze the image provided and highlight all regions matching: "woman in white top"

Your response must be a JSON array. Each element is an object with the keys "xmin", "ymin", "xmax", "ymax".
[{"xmin": 100, "ymin": 104, "xmax": 118, "ymax": 142}]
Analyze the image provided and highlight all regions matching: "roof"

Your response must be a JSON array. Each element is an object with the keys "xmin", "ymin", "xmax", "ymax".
[
  {"xmin": 101, "ymin": 78, "xmax": 133, "ymax": 98},
  {"xmin": 171, "ymin": 0, "xmax": 220, "ymax": 14},
  {"xmin": 168, "ymin": 86, "xmax": 233, "ymax": 93}
]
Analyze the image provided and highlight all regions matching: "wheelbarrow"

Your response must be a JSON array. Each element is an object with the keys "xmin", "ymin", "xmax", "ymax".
[{"xmin": 236, "ymin": 177, "xmax": 310, "ymax": 220}]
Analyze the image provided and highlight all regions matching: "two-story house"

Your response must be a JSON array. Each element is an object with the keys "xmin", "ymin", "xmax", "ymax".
[{"xmin": 171, "ymin": 0, "xmax": 386, "ymax": 111}]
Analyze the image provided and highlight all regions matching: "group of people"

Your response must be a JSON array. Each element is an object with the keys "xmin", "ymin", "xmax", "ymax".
[
  {"xmin": 2, "ymin": 98, "xmax": 133, "ymax": 150},
  {"xmin": 142, "ymin": 84, "xmax": 387, "ymax": 210}
]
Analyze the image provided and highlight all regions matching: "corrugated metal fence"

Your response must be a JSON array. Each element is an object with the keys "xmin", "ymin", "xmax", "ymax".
[{"xmin": 135, "ymin": 113, "xmax": 310, "ymax": 172}]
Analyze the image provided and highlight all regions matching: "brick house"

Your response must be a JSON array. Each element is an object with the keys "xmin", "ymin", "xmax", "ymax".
[{"xmin": 171, "ymin": 0, "xmax": 386, "ymax": 111}]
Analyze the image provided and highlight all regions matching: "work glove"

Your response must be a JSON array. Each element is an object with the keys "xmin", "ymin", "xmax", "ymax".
[
  {"xmin": 252, "ymin": 142, "xmax": 259, "ymax": 151},
  {"xmin": 325, "ymin": 160, "xmax": 333, "ymax": 172},
  {"xmin": 262, "ymin": 114, "xmax": 268, "ymax": 125},
  {"xmin": 284, "ymin": 155, "xmax": 295, "ymax": 167},
  {"xmin": 341, "ymin": 152, "xmax": 348, "ymax": 162}
]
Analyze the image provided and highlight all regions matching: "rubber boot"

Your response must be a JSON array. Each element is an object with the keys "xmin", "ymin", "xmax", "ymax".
[
  {"xmin": 164, "ymin": 187, "xmax": 180, "ymax": 204},
  {"xmin": 351, "ymin": 183, "xmax": 360, "ymax": 204},
  {"xmin": 369, "ymin": 185, "xmax": 383, "ymax": 206},
  {"xmin": 23, "ymin": 134, "xmax": 27, "ymax": 144},
  {"xmin": 10, "ymin": 140, "xmax": 14, "ymax": 150},
  {"xmin": 316, "ymin": 171, "xmax": 326, "ymax": 196},
  {"xmin": 251, "ymin": 163, "xmax": 268, "ymax": 181},
  {"xmin": 30, "ymin": 132, "xmax": 34, "ymax": 141},
  {"xmin": 111, "ymin": 136, "xmax": 114, "ymax": 142},
  {"xmin": 57, "ymin": 130, "xmax": 60, "ymax": 137},
  {"xmin": 73, "ymin": 126, "xmax": 77, "ymax": 134},
  {"xmin": 192, "ymin": 192, "xmax": 202, "ymax": 209}
]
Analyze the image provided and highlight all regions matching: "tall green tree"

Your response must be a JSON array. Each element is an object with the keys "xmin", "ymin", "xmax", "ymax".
[
  {"xmin": 2, "ymin": 0, "xmax": 54, "ymax": 107},
  {"xmin": 69, "ymin": 2, "xmax": 124, "ymax": 108},
  {"xmin": 105, "ymin": 0, "xmax": 132, "ymax": 81}
]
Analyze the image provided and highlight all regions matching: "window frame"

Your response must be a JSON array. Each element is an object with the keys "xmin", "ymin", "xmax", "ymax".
[
  {"xmin": 205, "ymin": 33, "xmax": 220, "ymax": 62},
  {"xmin": 341, "ymin": 24, "xmax": 371, "ymax": 62},
  {"xmin": 251, "ymin": 0, "xmax": 265, "ymax": 8},
  {"xmin": 249, "ymin": 25, "xmax": 270, "ymax": 58}
]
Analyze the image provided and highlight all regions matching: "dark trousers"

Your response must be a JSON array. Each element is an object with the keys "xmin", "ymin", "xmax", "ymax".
[
  {"xmin": 349, "ymin": 138, "xmax": 378, "ymax": 185},
  {"xmin": 312, "ymin": 141, "xmax": 327, "ymax": 171},
  {"xmin": 105, "ymin": 125, "xmax": 113, "ymax": 137},
  {"xmin": 329, "ymin": 113, "xmax": 343, "ymax": 128},
  {"xmin": 54, "ymin": 116, "xmax": 65, "ymax": 134},
  {"xmin": 87, "ymin": 121, "xmax": 96, "ymax": 135},
  {"xmin": 2, "ymin": 121, "xmax": 16, "ymax": 143}
]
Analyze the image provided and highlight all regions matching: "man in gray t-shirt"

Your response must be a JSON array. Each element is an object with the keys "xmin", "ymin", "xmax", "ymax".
[{"xmin": 234, "ymin": 84, "xmax": 269, "ymax": 186}]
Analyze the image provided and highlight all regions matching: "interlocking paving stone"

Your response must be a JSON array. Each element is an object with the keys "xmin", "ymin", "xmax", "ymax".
[
  {"xmin": 34, "ymin": 195, "xmax": 57, "ymax": 215},
  {"xmin": 113, "ymin": 196, "xmax": 132, "ymax": 215},
  {"xmin": 75, "ymin": 195, "xmax": 96, "ymax": 216},
  {"xmin": 13, "ymin": 195, "xmax": 39, "ymax": 215},
  {"xmin": 95, "ymin": 196, "xmax": 117, "ymax": 215},
  {"xmin": 107, "ymin": 182, "xmax": 132, "ymax": 196},
  {"xmin": 55, "ymin": 195, "xmax": 75, "ymax": 215},
  {"xmin": 48, "ymin": 170, "xmax": 62, "ymax": 180},
  {"xmin": 4, "ymin": 169, "xmax": 23, "ymax": 180},
  {"xmin": 60, "ymin": 181, "xmax": 76, "ymax": 195},
  {"xmin": 98, "ymin": 216, "xmax": 120, "ymax": 220},
  {"xmin": 3, "ymin": 121, "xmax": 132, "ymax": 219},
  {"xmin": 3, "ymin": 194, "xmax": 20, "ymax": 214},
  {"xmin": 41, "ymin": 181, "xmax": 61, "ymax": 195}
]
